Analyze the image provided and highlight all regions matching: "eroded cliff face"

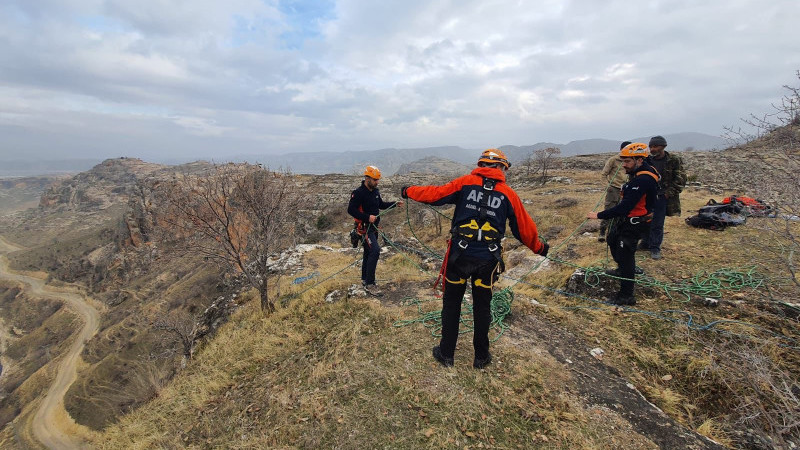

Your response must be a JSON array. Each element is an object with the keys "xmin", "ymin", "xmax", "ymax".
[{"xmin": 38, "ymin": 158, "xmax": 165, "ymax": 211}]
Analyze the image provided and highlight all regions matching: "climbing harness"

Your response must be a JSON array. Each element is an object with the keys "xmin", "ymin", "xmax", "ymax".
[{"xmin": 448, "ymin": 177, "xmax": 504, "ymax": 271}]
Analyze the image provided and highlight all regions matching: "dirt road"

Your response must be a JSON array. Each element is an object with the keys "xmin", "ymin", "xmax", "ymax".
[{"xmin": 0, "ymin": 236, "xmax": 99, "ymax": 449}]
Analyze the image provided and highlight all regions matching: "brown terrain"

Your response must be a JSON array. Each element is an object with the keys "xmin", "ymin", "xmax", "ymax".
[{"xmin": 0, "ymin": 126, "xmax": 797, "ymax": 449}]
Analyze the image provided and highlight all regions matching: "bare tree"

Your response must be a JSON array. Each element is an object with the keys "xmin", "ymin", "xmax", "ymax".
[
  {"xmin": 153, "ymin": 310, "xmax": 199, "ymax": 367},
  {"xmin": 722, "ymin": 71, "xmax": 800, "ymax": 288},
  {"xmin": 519, "ymin": 150, "xmax": 538, "ymax": 177},
  {"xmin": 723, "ymin": 70, "xmax": 800, "ymax": 150},
  {"xmin": 156, "ymin": 164, "xmax": 306, "ymax": 312},
  {"xmin": 534, "ymin": 147, "xmax": 561, "ymax": 182}
]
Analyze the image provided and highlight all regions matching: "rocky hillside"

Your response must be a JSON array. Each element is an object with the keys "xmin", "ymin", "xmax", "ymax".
[
  {"xmin": 38, "ymin": 158, "xmax": 165, "ymax": 210},
  {"xmin": 394, "ymin": 156, "xmax": 471, "ymax": 176},
  {"xmin": 0, "ymin": 175, "xmax": 66, "ymax": 216}
]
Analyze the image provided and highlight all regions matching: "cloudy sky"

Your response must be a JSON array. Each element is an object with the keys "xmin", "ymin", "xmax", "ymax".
[{"xmin": 1, "ymin": 0, "xmax": 798, "ymax": 162}]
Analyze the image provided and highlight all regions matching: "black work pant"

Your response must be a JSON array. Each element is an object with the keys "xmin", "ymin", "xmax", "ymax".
[
  {"xmin": 600, "ymin": 186, "xmax": 621, "ymax": 235},
  {"xmin": 361, "ymin": 229, "xmax": 380, "ymax": 285},
  {"xmin": 439, "ymin": 254, "xmax": 499, "ymax": 360},
  {"xmin": 607, "ymin": 219, "xmax": 648, "ymax": 296},
  {"xmin": 642, "ymin": 194, "xmax": 667, "ymax": 251}
]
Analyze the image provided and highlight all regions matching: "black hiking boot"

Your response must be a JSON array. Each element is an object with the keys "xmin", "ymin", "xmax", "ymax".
[
  {"xmin": 363, "ymin": 283, "xmax": 383, "ymax": 297},
  {"xmin": 473, "ymin": 353, "xmax": 492, "ymax": 369},
  {"xmin": 432, "ymin": 346, "xmax": 454, "ymax": 367},
  {"xmin": 609, "ymin": 293, "xmax": 636, "ymax": 306}
]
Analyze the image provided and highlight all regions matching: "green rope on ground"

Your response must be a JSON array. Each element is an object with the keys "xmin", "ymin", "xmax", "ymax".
[
  {"xmin": 391, "ymin": 177, "xmax": 612, "ymax": 340},
  {"xmin": 547, "ymin": 251, "xmax": 768, "ymax": 303},
  {"xmin": 504, "ymin": 274, "xmax": 799, "ymax": 350},
  {"xmin": 403, "ymin": 201, "xmax": 445, "ymax": 260},
  {"xmin": 377, "ymin": 229, "xmax": 430, "ymax": 272},
  {"xmin": 393, "ymin": 287, "xmax": 514, "ymax": 342}
]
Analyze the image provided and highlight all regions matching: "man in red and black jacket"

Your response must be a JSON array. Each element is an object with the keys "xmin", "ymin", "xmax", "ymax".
[
  {"xmin": 587, "ymin": 143, "xmax": 660, "ymax": 306},
  {"xmin": 401, "ymin": 149, "xmax": 548, "ymax": 369}
]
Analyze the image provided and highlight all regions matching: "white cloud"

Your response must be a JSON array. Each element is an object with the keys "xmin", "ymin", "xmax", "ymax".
[{"xmin": 0, "ymin": 0, "xmax": 798, "ymax": 161}]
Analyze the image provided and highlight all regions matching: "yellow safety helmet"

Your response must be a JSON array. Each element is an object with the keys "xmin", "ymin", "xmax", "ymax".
[
  {"xmin": 364, "ymin": 165, "xmax": 381, "ymax": 180},
  {"xmin": 477, "ymin": 148, "xmax": 511, "ymax": 169},
  {"xmin": 619, "ymin": 142, "xmax": 649, "ymax": 158}
]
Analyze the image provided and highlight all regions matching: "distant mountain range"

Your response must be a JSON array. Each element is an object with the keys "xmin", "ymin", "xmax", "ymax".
[
  {"xmin": 1, "ymin": 132, "xmax": 726, "ymax": 177},
  {"xmin": 250, "ymin": 132, "xmax": 726, "ymax": 175},
  {"xmin": 0, "ymin": 159, "xmax": 102, "ymax": 177}
]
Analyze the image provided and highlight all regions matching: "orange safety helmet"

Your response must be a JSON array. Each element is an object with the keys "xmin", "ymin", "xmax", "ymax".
[
  {"xmin": 477, "ymin": 148, "xmax": 511, "ymax": 169},
  {"xmin": 364, "ymin": 165, "xmax": 381, "ymax": 180},
  {"xmin": 619, "ymin": 142, "xmax": 649, "ymax": 158}
]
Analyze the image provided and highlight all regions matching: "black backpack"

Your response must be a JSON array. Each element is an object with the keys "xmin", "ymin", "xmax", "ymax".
[{"xmin": 685, "ymin": 203, "xmax": 746, "ymax": 230}]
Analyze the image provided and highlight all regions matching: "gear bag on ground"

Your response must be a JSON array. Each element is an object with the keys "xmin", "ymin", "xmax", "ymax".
[{"xmin": 685, "ymin": 201, "xmax": 747, "ymax": 230}]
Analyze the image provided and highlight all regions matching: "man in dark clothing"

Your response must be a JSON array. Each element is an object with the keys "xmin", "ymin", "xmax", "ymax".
[
  {"xmin": 401, "ymin": 149, "xmax": 549, "ymax": 368},
  {"xmin": 588, "ymin": 143, "xmax": 660, "ymax": 306},
  {"xmin": 639, "ymin": 135, "xmax": 687, "ymax": 260},
  {"xmin": 348, "ymin": 165, "xmax": 402, "ymax": 296},
  {"xmin": 598, "ymin": 141, "xmax": 632, "ymax": 241}
]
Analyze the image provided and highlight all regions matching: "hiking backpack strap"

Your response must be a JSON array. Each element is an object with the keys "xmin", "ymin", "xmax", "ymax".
[{"xmin": 478, "ymin": 176, "xmax": 496, "ymax": 222}]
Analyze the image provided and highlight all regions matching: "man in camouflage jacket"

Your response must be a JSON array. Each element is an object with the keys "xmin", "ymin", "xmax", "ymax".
[{"xmin": 640, "ymin": 135, "xmax": 687, "ymax": 259}]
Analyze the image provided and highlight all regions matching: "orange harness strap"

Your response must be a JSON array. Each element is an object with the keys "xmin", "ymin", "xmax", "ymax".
[
  {"xmin": 638, "ymin": 170, "xmax": 659, "ymax": 182},
  {"xmin": 432, "ymin": 239, "xmax": 452, "ymax": 298}
]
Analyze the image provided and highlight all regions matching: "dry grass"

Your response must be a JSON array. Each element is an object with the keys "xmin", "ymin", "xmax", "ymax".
[
  {"xmin": 12, "ymin": 163, "xmax": 798, "ymax": 448},
  {"xmin": 101, "ymin": 287, "xmax": 660, "ymax": 449}
]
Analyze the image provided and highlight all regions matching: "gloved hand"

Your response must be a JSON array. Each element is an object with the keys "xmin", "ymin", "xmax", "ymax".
[
  {"xmin": 401, "ymin": 186, "xmax": 410, "ymax": 199},
  {"xmin": 537, "ymin": 242, "xmax": 549, "ymax": 257}
]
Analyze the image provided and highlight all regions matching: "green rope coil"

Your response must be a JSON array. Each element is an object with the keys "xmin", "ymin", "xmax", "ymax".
[{"xmin": 393, "ymin": 287, "xmax": 514, "ymax": 342}]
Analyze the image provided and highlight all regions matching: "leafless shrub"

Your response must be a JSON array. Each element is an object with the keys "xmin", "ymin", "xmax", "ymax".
[
  {"xmin": 519, "ymin": 151, "xmax": 540, "ymax": 178},
  {"xmin": 534, "ymin": 147, "xmax": 562, "ymax": 183},
  {"xmin": 721, "ymin": 71, "xmax": 800, "ymax": 288},
  {"xmin": 153, "ymin": 310, "xmax": 199, "ymax": 367},
  {"xmin": 723, "ymin": 70, "xmax": 800, "ymax": 151},
  {"xmin": 154, "ymin": 164, "xmax": 307, "ymax": 313}
]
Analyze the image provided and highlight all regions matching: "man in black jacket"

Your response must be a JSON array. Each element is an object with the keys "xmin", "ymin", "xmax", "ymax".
[
  {"xmin": 588, "ymin": 143, "xmax": 659, "ymax": 306},
  {"xmin": 347, "ymin": 165, "xmax": 402, "ymax": 296}
]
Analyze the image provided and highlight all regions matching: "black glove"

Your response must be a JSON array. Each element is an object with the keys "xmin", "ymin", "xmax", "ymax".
[
  {"xmin": 537, "ymin": 242, "xmax": 549, "ymax": 257},
  {"xmin": 401, "ymin": 186, "xmax": 410, "ymax": 199}
]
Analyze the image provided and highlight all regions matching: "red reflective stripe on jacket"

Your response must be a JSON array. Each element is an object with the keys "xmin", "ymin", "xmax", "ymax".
[
  {"xmin": 626, "ymin": 170, "xmax": 659, "ymax": 218},
  {"xmin": 628, "ymin": 196, "xmax": 649, "ymax": 218}
]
